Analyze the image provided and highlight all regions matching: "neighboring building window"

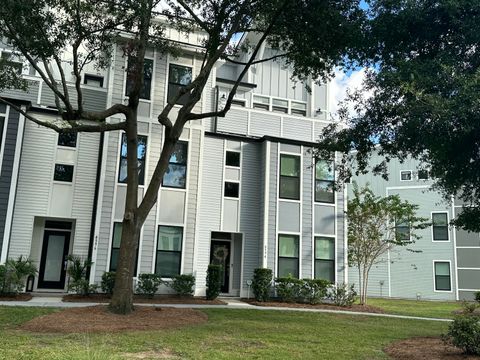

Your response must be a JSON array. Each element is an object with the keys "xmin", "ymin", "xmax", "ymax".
[
  {"xmin": 279, "ymin": 154, "xmax": 300, "ymax": 200},
  {"xmin": 1, "ymin": 51, "xmax": 22, "ymax": 74},
  {"xmin": 109, "ymin": 222, "xmax": 138, "ymax": 275},
  {"xmin": 400, "ymin": 170, "xmax": 412, "ymax": 181},
  {"xmin": 278, "ymin": 234, "xmax": 299, "ymax": 278},
  {"xmin": 53, "ymin": 164, "xmax": 74, "ymax": 182},
  {"xmin": 291, "ymin": 101, "xmax": 307, "ymax": 116},
  {"xmin": 434, "ymin": 261, "xmax": 451, "ymax": 291},
  {"xmin": 84, "ymin": 74, "xmax": 104, "ymax": 88},
  {"xmin": 167, "ymin": 64, "xmax": 192, "ymax": 105},
  {"xmin": 418, "ymin": 169, "xmax": 429, "ymax": 180},
  {"xmin": 272, "ymin": 98, "xmax": 288, "ymax": 113},
  {"xmin": 58, "ymin": 132, "xmax": 77, "ymax": 147},
  {"xmin": 118, "ymin": 134, "xmax": 147, "ymax": 185},
  {"xmin": 225, "ymin": 151, "xmax": 240, "ymax": 167},
  {"xmin": 224, "ymin": 182, "xmax": 239, "ymax": 198},
  {"xmin": 315, "ymin": 160, "xmax": 334, "ymax": 203},
  {"xmin": 163, "ymin": 141, "xmax": 188, "ymax": 188},
  {"xmin": 432, "ymin": 212, "xmax": 449, "ymax": 241},
  {"xmin": 125, "ymin": 57, "xmax": 154, "ymax": 100},
  {"xmin": 395, "ymin": 219, "xmax": 410, "ymax": 241},
  {"xmin": 231, "ymin": 99, "xmax": 246, "ymax": 107},
  {"xmin": 252, "ymin": 95, "xmax": 270, "ymax": 110},
  {"xmin": 315, "ymin": 237, "xmax": 335, "ymax": 282},
  {"xmin": 155, "ymin": 226, "xmax": 183, "ymax": 277}
]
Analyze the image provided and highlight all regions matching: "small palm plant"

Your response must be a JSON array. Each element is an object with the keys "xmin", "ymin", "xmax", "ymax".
[{"xmin": 66, "ymin": 255, "xmax": 97, "ymax": 296}]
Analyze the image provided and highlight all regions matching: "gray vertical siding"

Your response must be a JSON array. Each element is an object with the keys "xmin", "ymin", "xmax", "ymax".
[
  {"xmin": 238, "ymin": 142, "xmax": 262, "ymax": 289},
  {"xmin": 0, "ymin": 108, "xmax": 20, "ymax": 256}
]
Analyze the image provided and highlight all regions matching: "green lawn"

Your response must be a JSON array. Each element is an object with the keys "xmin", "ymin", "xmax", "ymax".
[
  {"xmin": 365, "ymin": 298, "xmax": 462, "ymax": 319},
  {"xmin": 0, "ymin": 306, "xmax": 447, "ymax": 360}
]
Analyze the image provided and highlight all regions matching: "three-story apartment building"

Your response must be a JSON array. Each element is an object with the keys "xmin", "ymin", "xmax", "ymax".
[{"xmin": 0, "ymin": 32, "xmax": 346, "ymax": 297}]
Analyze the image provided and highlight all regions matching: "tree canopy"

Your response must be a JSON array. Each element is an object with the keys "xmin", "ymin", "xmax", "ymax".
[{"xmin": 317, "ymin": 0, "xmax": 480, "ymax": 231}]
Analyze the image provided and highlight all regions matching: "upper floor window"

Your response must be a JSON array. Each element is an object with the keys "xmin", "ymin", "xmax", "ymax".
[
  {"xmin": 400, "ymin": 170, "xmax": 412, "ymax": 181},
  {"xmin": 225, "ymin": 151, "xmax": 240, "ymax": 167},
  {"xmin": 54, "ymin": 164, "xmax": 74, "ymax": 182},
  {"xmin": 418, "ymin": 169, "xmax": 429, "ymax": 180},
  {"xmin": 315, "ymin": 160, "xmax": 334, "ymax": 203},
  {"xmin": 395, "ymin": 219, "xmax": 410, "ymax": 241},
  {"xmin": 1, "ymin": 51, "xmax": 22, "ymax": 74},
  {"xmin": 279, "ymin": 154, "xmax": 300, "ymax": 200},
  {"xmin": 272, "ymin": 98, "xmax": 288, "ymax": 114},
  {"xmin": 168, "ymin": 64, "xmax": 192, "ymax": 105},
  {"xmin": 224, "ymin": 182, "xmax": 239, "ymax": 198},
  {"xmin": 155, "ymin": 225, "xmax": 183, "ymax": 277},
  {"xmin": 163, "ymin": 141, "xmax": 188, "ymax": 189},
  {"xmin": 58, "ymin": 132, "xmax": 77, "ymax": 147},
  {"xmin": 118, "ymin": 134, "xmax": 147, "ymax": 185},
  {"xmin": 291, "ymin": 101, "xmax": 307, "ymax": 116},
  {"xmin": 84, "ymin": 74, "xmax": 104, "ymax": 88},
  {"xmin": 432, "ymin": 212, "xmax": 449, "ymax": 241},
  {"xmin": 252, "ymin": 95, "xmax": 269, "ymax": 111},
  {"xmin": 434, "ymin": 261, "xmax": 451, "ymax": 291},
  {"xmin": 125, "ymin": 57, "xmax": 153, "ymax": 100}
]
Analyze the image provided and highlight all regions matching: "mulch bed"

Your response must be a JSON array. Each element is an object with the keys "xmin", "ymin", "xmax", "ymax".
[
  {"xmin": 20, "ymin": 305, "xmax": 208, "ymax": 333},
  {"xmin": 62, "ymin": 293, "xmax": 226, "ymax": 305},
  {"xmin": 242, "ymin": 299, "xmax": 385, "ymax": 314},
  {"xmin": 0, "ymin": 293, "xmax": 33, "ymax": 301},
  {"xmin": 384, "ymin": 337, "xmax": 480, "ymax": 359}
]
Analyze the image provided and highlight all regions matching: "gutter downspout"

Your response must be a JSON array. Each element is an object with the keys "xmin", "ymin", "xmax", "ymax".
[{"xmin": 214, "ymin": 85, "xmax": 219, "ymax": 133}]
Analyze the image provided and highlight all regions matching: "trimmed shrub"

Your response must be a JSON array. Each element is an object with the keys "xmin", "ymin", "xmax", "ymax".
[
  {"xmin": 67, "ymin": 255, "xmax": 97, "ymax": 296},
  {"xmin": 168, "ymin": 274, "xmax": 195, "ymax": 297},
  {"xmin": 252, "ymin": 268, "xmax": 273, "ymax": 302},
  {"xmin": 328, "ymin": 283, "xmax": 356, "ymax": 307},
  {"xmin": 101, "ymin": 271, "xmax": 116, "ymax": 295},
  {"xmin": 444, "ymin": 305, "xmax": 480, "ymax": 355},
  {"xmin": 206, "ymin": 265, "xmax": 222, "ymax": 300},
  {"xmin": 300, "ymin": 279, "xmax": 331, "ymax": 305},
  {"xmin": 275, "ymin": 275, "xmax": 303, "ymax": 303},
  {"xmin": 136, "ymin": 273, "xmax": 162, "ymax": 298},
  {"xmin": 0, "ymin": 256, "xmax": 37, "ymax": 295}
]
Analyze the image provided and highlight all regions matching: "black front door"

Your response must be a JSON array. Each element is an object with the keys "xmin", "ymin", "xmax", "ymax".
[
  {"xmin": 210, "ymin": 240, "xmax": 231, "ymax": 293},
  {"xmin": 38, "ymin": 230, "xmax": 71, "ymax": 289}
]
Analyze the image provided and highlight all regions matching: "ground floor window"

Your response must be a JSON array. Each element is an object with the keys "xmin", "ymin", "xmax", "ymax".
[
  {"xmin": 315, "ymin": 236, "xmax": 335, "ymax": 282},
  {"xmin": 109, "ymin": 222, "xmax": 138, "ymax": 275},
  {"xmin": 434, "ymin": 261, "xmax": 451, "ymax": 291},
  {"xmin": 278, "ymin": 234, "xmax": 299, "ymax": 278},
  {"xmin": 155, "ymin": 226, "xmax": 183, "ymax": 277}
]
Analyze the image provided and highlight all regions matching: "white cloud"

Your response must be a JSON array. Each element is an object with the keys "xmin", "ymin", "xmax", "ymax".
[{"xmin": 329, "ymin": 67, "xmax": 371, "ymax": 119}]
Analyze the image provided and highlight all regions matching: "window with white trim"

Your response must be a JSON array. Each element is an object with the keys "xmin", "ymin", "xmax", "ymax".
[
  {"xmin": 125, "ymin": 57, "xmax": 153, "ymax": 100},
  {"xmin": 168, "ymin": 64, "xmax": 192, "ymax": 105},
  {"xmin": 118, "ymin": 134, "xmax": 147, "ymax": 185},
  {"xmin": 291, "ymin": 101, "xmax": 307, "ymax": 116},
  {"xmin": 53, "ymin": 164, "xmax": 74, "ymax": 182},
  {"xmin": 278, "ymin": 234, "xmax": 299, "ymax": 278},
  {"xmin": 418, "ymin": 169, "xmax": 429, "ymax": 180},
  {"xmin": 432, "ymin": 212, "xmax": 449, "ymax": 241},
  {"xmin": 315, "ymin": 159, "xmax": 334, "ymax": 203},
  {"xmin": 434, "ymin": 261, "xmax": 451, "ymax": 291},
  {"xmin": 155, "ymin": 226, "xmax": 183, "ymax": 277},
  {"xmin": 109, "ymin": 222, "xmax": 138, "ymax": 275},
  {"xmin": 58, "ymin": 132, "xmax": 77, "ymax": 147},
  {"xmin": 395, "ymin": 219, "xmax": 410, "ymax": 241},
  {"xmin": 279, "ymin": 154, "xmax": 300, "ymax": 200},
  {"xmin": 162, "ymin": 141, "xmax": 188, "ymax": 189},
  {"xmin": 272, "ymin": 98, "xmax": 288, "ymax": 113},
  {"xmin": 315, "ymin": 236, "xmax": 335, "ymax": 282},
  {"xmin": 252, "ymin": 95, "xmax": 269, "ymax": 110},
  {"xmin": 400, "ymin": 170, "xmax": 412, "ymax": 181}
]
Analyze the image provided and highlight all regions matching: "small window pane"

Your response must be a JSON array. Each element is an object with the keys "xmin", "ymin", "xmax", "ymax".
[
  {"xmin": 279, "ymin": 177, "xmax": 300, "ymax": 200},
  {"xmin": 278, "ymin": 258, "xmax": 299, "ymax": 278},
  {"xmin": 54, "ymin": 164, "xmax": 74, "ymax": 182},
  {"xmin": 315, "ymin": 260, "xmax": 335, "ymax": 282},
  {"xmin": 112, "ymin": 222, "xmax": 123, "ymax": 248},
  {"xmin": 84, "ymin": 74, "xmax": 104, "ymax": 87},
  {"xmin": 435, "ymin": 276, "xmax": 451, "ymax": 291},
  {"xmin": 225, "ymin": 151, "xmax": 240, "ymax": 167},
  {"xmin": 315, "ymin": 181, "xmax": 334, "ymax": 203},
  {"xmin": 280, "ymin": 155, "xmax": 300, "ymax": 176},
  {"xmin": 168, "ymin": 64, "xmax": 192, "ymax": 105},
  {"xmin": 401, "ymin": 171, "xmax": 412, "ymax": 181},
  {"xmin": 433, "ymin": 227, "xmax": 449, "ymax": 241},
  {"xmin": 315, "ymin": 160, "xmax": 334, "ymax": 181},
  {"xmin": 158, "ymin": 226, "xmax": 182, "ymax": 251},
  {"xmin": 435, "ymin": 262, "xmax": 450, "ymax": 276},
  {"xmin": 170, "ymin": 142, "xmax": 188, "ymax": 164},
  {"xmin": 125, "ymin": 58, "xmax": 153, "ymax": 100},
  {"xmin": 163, "ymin": 164, "xmax": 187, "ymax": 188},
  {"xmin": 58, "ymin": 132, "xmax": 77, "ymax": 147},
  {"xmin": 224, "ymin": 182, "xmax": 239, "ymax": 198},
  {"xmin": 118, "ymin": 134, "xmax": 147, "ymax": 185},
  {"xmin": 315, "ymin": 237, "xmax": 334, "ymax": 260},
  {"xmin": 433, "ymin": 213, "xmax": 448, "ymax": 226},
  {"xmin": 253, "ymin": 95, "xmax": 269, "ymax": 104},
  {"xmin": 279, "ymin": 235, "xmax": 299, "ymax": 257},
  {"xmin": 156, "ymin": 252, "xmax": 181, "ymax": 277},
  {"xmin": 418, "ymin": 170, "xmax": 429, "ymax": 180},
  {"xmin": 291, "ymin": 101, "xmax": 307, "ymax": 110}
]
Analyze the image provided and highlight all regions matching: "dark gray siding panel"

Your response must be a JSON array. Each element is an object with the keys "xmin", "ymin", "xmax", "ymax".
[
  {"xmin": 0, "ymin": 109, "xmax": 20, "ymax": 254},
  {"xmin": 1, "ymin": 83, "xmax": 40, "ymax": 104}
]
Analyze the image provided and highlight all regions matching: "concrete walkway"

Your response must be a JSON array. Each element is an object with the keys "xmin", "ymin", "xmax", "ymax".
[{"xmin": 0, "ymin": 296, "xmax": 452, "ymax": 322}]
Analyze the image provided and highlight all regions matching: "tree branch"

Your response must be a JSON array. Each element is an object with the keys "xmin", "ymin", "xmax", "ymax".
[
  {"xmin": 223, "ymin": 52, "xmax": 290, "ymax": 66},
  {"xmin": 177, "ymin": 0, "xmax": 210, "ymax": 34}
]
